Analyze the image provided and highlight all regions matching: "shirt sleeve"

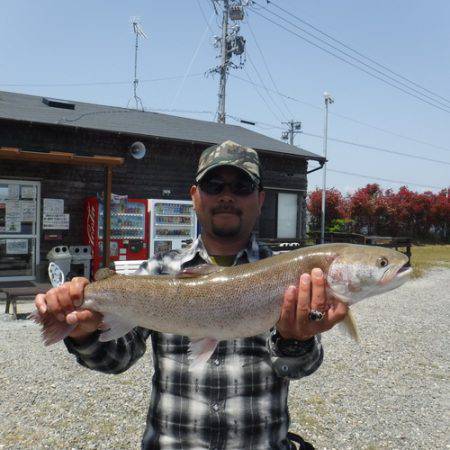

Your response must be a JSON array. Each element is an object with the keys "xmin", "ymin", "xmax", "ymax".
[
  {"xmin": 267, "ymin": 330, "xmax": 324, "ymax": 379},
  {"xmin": 63, "ymin": 256, "xmax": 163, "ymax": 374},
  {"xmin": 64, "ymin": 326, "xmax": 151, "ymax": 374}
]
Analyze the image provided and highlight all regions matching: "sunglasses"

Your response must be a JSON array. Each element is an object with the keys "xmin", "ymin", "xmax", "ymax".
[{"xmin": 198, "ymin": 177, "xmax": 258, "ymax": 196}]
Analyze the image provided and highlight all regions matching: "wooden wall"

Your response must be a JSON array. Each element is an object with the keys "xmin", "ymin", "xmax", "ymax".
[{"xmin": 0, "ymin": 120, "xmax": 310, "ymax": 258}]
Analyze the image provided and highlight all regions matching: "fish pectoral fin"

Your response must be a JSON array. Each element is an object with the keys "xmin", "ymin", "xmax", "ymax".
[
  {"xmin": 98, "ymin": 313, "xmax": 136, "ymax": 341},
  {"xmin": 175, "ymin": 264, "xmax": 224, "ymax": 278},
  {"xmin": 94, "ymin": 268, "xmax": 117, "ymax": 281},
  {"xmin": 337, "ymin": 309, "xmax": 360, "ymax": 342},
  {"xmin": 188, "ymin": 337, "xmax": 219, "ymax": 369}
]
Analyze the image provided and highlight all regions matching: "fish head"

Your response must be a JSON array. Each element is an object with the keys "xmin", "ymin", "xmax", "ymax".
[{"xmin": 326, "ymin": 245, "xmax": 412, "ymax": 305}]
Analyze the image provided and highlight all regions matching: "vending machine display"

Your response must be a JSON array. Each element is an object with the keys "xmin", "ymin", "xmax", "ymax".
[
  {"xmin": 148, "ymin": 199, "xmax": 197, "ymax": 257},
  {"xmin": 84, "ymin": 197, "xmax": 149, "ymax": 274}
]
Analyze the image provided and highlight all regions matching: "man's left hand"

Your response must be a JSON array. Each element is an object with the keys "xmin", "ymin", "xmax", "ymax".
[{"xmin": 276, "ymin": 268, "xmax": 348, "ymax": 341}]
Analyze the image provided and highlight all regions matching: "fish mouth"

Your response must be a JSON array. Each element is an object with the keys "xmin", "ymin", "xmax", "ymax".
[{"xmin": 381, "ymin": 262, "xmax": 412, "ymax": 286}]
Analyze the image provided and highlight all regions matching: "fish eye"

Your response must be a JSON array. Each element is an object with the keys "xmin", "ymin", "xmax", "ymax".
[{"xmin": 377, "ymin": 257, "xmax": 389, "ymax": 268}]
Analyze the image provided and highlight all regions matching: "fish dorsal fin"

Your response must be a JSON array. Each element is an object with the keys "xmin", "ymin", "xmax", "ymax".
[
  {"xmin": 175, "ymin": 264, "xmax": 224, "ymax": 278},
  {"xmin": 94, "ymin": 268, "xmax": 116, "ymax": 281}
]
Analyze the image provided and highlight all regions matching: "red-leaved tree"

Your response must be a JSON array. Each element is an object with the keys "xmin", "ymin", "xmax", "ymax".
[
  {"xmin": 308, "ymin": 184, "xmax": 449, "ymax": 241},
  {"xmin": 348, "ymin": 183, "xmax": 382, "ymax": 234},
  {"xmin": 307, "ymin": 188, "xmax": 346, "ymax": 231}
]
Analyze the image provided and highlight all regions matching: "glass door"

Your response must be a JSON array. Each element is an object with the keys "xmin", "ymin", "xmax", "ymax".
[
  {"xmin": 277, "ymin": 192, "xmax": 298, "ymax": 238},
  {"xmin": 0, "ymin": 180, "xmax": 41, "ymax": 281}
]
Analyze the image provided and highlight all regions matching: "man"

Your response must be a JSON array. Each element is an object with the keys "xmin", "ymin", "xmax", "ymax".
[{"xmin": 35, "ymin": 140, "xmax": 347, "ymax": 449}]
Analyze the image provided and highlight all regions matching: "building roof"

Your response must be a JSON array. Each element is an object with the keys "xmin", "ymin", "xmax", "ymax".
[{"xmin": 0, "ymin": 90, "xmax": 324, "ymax": 162}]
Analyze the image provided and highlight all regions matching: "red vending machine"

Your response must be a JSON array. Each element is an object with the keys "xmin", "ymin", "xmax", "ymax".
[{"xmin": 84, "ymin": 196, "xmax": 149, "ymax": 275}]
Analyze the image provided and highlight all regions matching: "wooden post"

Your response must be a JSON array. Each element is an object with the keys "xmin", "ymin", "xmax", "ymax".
[{"xmin": 103, "ymin": 166, "xmax": 113, "ymax": 269}]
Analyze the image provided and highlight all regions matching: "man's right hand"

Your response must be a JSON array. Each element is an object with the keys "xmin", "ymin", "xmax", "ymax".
[{"xmin": 34, "ymin": 277, "xmax": 103, "ymax": 342}]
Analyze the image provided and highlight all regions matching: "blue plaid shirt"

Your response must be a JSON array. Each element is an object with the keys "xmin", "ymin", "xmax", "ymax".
[{"xmin": 65, "ymin": 235, "xmax": 323, "ymax": 449}]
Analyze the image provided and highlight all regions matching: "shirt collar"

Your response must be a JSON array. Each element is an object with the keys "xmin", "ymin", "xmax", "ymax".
[{"xmin": 180, "ymin": 233, "xmax": 260, "ymax": 266}]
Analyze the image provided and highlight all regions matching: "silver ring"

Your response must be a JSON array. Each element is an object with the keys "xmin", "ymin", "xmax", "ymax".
[{"xmin": 309, "ymin": 310, "xmax": 325, "ymax": 321}]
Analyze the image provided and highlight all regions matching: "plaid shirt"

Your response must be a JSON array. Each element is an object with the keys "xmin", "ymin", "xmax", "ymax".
[{"xmin": 65, "ymin": 235, "xmax": 323, "ymax": 450}]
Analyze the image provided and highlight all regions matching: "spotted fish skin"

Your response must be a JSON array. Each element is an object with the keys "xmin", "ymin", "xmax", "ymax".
[
  {"xmin": 31, "ymin": 243, "xmax": 411, "ymax": 353},
  {"xmin": 81, "ymin": 243, "xmax": 410, "ymax": 340}
]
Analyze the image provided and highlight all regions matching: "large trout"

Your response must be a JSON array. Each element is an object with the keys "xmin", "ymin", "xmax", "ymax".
[{"xmin": 31, "ymin": 243, "xmax": 411, "ymax": 365}]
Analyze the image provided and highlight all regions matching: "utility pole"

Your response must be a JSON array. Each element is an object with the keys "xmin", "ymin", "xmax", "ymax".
[
  {"xmin": 321, "ymin": 92, "xmax": 334, "ymax": 244},
  {"xmin": 217, "ymin": 0, "xmax": 229, "ymax": 123},
  {"xmin": 211, "ymin": 1, "xmax": 247, "ymax": 123},
  {"xmin": 281, "ymin": 120, "xmax": 302, "ymax": 145}
]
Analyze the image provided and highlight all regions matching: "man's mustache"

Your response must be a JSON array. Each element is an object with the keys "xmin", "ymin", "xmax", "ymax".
[{"xmin": 212, "ymin": 206, "xmax": 242, "ymax": 216}]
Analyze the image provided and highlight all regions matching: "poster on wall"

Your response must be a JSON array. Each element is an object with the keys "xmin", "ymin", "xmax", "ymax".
[
  {"xmin": 43, "ymin": 198, "xmax": 64, "ymax": 215},
  {"xmin": 21, "ymin": 201, "xmax": 36, "ymax": 222},
  {"xmin": 7, "ymin": 184, "xmax": 20, "ymax": 200},
  {"xmin": 5, "ymin": 200, "xmax": 21, "ymax": 232},
  {"xmin": 43, "ymin": 213, "xmax": 70, "ymax": 230},
  {"xmin": 6, "ymin": 239, "xmax": 28, "ymax": 255},
  {"xmin": 21, "ymin": 186, "xmax": 36, "ymax": 199}
]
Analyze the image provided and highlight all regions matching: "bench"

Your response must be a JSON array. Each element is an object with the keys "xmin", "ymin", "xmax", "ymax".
[
  {"xmin": 1, "ymin": 282, "xmax": 53, "ymax": 319},
  {"xmin": 113, "ymin": 260, "xmax": 146, "ymax": 275}
]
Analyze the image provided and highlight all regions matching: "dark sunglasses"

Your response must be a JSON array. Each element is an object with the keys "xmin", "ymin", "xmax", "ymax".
[{"xmin": 198, "ymin": 177, "xmax": 258, "ymax": 196}]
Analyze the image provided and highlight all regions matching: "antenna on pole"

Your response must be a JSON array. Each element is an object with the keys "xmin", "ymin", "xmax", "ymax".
[{"xmin": 129, "ymin": 17, "xmax": 148, "ymax": 111}]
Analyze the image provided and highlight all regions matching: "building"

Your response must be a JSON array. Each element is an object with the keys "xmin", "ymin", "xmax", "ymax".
[{"xmin": 0, "ymin": 90, "xmax": 324, "ymax": 282}]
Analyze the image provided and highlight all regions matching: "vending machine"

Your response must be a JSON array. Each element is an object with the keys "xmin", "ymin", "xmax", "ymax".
[
  {"xmin": 84, "ymin": 196, "xmax": 149, "ymax": 274},
  {"xmin": 148, "ymin": 199, "xmax": 197, "ymax": 257}
]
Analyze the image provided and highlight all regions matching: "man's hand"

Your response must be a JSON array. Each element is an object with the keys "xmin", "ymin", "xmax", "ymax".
[
  {"xmin": 276, "ymin": 268, "xmax": 348, "ymax": 341},
  {"xmin": 34, "ymin": 277, "xmax": 103, "ymax": 342}
]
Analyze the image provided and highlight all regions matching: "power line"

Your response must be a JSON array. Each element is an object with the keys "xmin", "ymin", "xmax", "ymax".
[
  {"xmin": 266, "ymin": 1, "xmax": 450, "ymax": 106},
  {"xmin": 244, "ymin": 16, "xmax": 293, "ymax": 118},
  {"xmin": 170, "ymin": 16, "xmax": 213, "ymax": 109},
  {"xmin": 254, "ymin": 2, "xmax": 450, "ymax": 110},
  {"xmin": 246, "ymin": 52, "xmax": 287, "ymax": 121},
  {"xmin": 327, "ymin": 168, "xmax": 442, "ymax": 190},
  {"xmin": 227, "ymin": 109, "xmax": 450, "ymax": 165},
  {"xmin": 196, "ymin": 0, "xmax": 216, "ymax": 34},
  {"xmin": 242, "ymin": 66, "xmax": 282, "ymax": 122},
  {"xmin": 302, "ymin": 131, "xmax": 450, "ymax": 165},
  {"xmin": 330, "ymin": 111, "xmax": 450, "ymax": 153},
  {"xmin": 0, "ymin": 73, "xmax": 205, "ymax": 88},
  {"xmin": 252, "ymin": 3, "xmax": 450, "ymax": 110},
  {"xmin": 250, "ymin": 7, "xmax": 450, "ymax": 114},
  {"xmin": 229, "ymin": 72, "xmax": 450, "ymax": 152}
]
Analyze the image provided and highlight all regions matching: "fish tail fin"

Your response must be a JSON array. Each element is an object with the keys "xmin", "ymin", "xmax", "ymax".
[
  {"xmin": 338, "ymin": 309, "xmax": 360, "ymax": 342},
  {"xmin": 28, "ymin": 310, "xmax": 77, "ymax": 345}
]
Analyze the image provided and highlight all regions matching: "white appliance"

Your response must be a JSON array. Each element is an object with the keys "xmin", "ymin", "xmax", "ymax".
[{"xmin": 148, "ymin": 199, "xmax": 197, "ymax": 257}]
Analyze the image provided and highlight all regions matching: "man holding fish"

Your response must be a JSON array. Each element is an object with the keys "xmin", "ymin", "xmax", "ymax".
[{"xmin": 34, "ymin": 140, "xmax": 411, "ymax": 449}]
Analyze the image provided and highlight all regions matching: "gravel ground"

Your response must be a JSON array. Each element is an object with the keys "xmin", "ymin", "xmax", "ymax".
[{"xmin": 0, "ymin": 268, "xmax": 449, "ymax": 450}]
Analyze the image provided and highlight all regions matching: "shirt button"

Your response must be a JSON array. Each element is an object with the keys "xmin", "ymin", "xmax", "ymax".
[
  {"xmin": 212, "ymin": 404, "xmax": 220, "ymax": 412},
  {"xmin": 213, "ymin": 359, "xmax": 220, "ymax": 366}
]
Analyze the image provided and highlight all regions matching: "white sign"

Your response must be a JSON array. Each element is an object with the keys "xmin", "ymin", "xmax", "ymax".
[
  {"xmin": 21, "ymin": 201, "xmax": 36, "ymax": 222},
  {"xmin": 6, "ymin": 239, "xmax": 28, "ymax": 255},
  {"xmin": 43, "ymin": 198, "xmax": 64, "ymax": 215},
  {"xmin": 43, "ymin": 213, "xmax": 70, "ymax": 230},
  {"xmin": 21, "ymin": 186, "xmax": 36, "ymax": 199},
  {"xmin": 8, "ymin": 184, "xmax": 20, "ymax": 200},
  {"xmin": 5, "ymin": 200, "xmax": 21, "ymax": 231}
]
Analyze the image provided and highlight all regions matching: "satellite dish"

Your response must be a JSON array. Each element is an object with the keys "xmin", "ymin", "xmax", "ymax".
[{"xmin": 129, "ymin": 141, "xmax": 147, "ymax": 159}]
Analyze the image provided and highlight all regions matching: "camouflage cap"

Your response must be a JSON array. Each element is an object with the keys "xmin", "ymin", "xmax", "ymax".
[{"xmin": 196, "ymin": 140, "xmax": 261, "ymax": 184}]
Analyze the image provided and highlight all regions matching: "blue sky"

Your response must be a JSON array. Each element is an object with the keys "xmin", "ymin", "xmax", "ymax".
[{"xmin": 1, "ymin": 0, "xmax": 449, "ymax": 194}]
